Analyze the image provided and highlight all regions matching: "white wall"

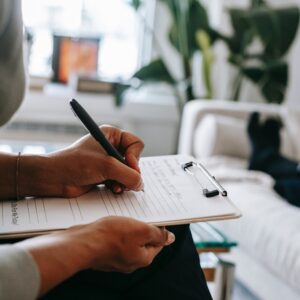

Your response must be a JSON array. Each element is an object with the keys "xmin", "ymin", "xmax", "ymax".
[{"xmin": 285, "ymin": 0, "xmax": 300, "ymax": 106}]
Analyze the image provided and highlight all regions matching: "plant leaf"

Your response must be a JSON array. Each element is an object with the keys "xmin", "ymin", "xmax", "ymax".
[
  {"xmin": 167, "ymin": 0, "xmax": 192, "ymax": 58},
  {"xmin": 242, "ymin": 61, "xmax": 288, "ymax": 103},
  {"xmin": 188, "ymin": 0, "xmax": 211, "ymax": 51},
  {"xmin": 114, "ymin": 82, "xmax": 131, "ymax": 107},
  {"xmin": 250, "ymin": 8, "xmax": 281, "ymax": 58},
  {"xmin": 274, "ymin": 7, "xmax": 300, "ymax": 56},
  {"xmin": 167, "ymin": 0, "xmax": 214, "ymax": 56},
  {"xmin": 196, "ymin": 30, "xmax": 214, "ymax": 98},
  {"xmin": 227, "ymin": 9, "xmax": 255, "ymax": 55},
  {"xmin": 251, "ymin": 0, "xmax": 267, "ymax": 8},
  {"xmin": 128, "ymin": 0, "xmax": 141, "ymax": 10},
  {"xmin": 133, "ymin": 59, "xmax": 176, "ymax": 84},
  {"xmin": 249, "ymin": 6, "xmax": 300, "ymax": 58},
  {"xmin": 241, "ymin": 66, "xmax": 264, "ymax": 82}
]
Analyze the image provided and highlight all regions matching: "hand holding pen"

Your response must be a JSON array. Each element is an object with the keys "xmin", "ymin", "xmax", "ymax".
[{"xmin": 70, "ymin": 99, "xmax": 144, "ymax": 194}]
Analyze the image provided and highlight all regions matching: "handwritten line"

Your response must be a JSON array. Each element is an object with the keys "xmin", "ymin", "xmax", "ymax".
[
  {"xmin": 75, "ymin": 198, "xmax": 84, "ymax": 220},
  {"xmin": 1, "ymin": 201, "xmax": 3, "ymax": 226},
  {"xmin": 34, "ymin": 199, "xmax": 39, "ymax": 224},
  {"xmin": 26, "ymin": 199, "xmax": 31, "ymax": 224},
  {"xmin": 68, "ymin": 199, "xmax": 76, "ymax": 221},
  {"xmin": 42, "ymin": 199, "xmax": 48, "ymax": 223}
]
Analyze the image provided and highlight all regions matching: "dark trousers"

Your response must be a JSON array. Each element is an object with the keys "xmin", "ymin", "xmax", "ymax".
[
  {"xmin": 41, "ymin": 225, "xmax": 212, "ymax": 300},
  {"xmin": 249, "ymin": 148, "xmax": 300, "ymax": 207}
]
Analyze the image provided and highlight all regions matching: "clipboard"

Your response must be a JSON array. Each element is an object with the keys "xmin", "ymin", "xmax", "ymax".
[{"xmin": 0, "ymin": 155, "xmax": 241, "ymax": 239}]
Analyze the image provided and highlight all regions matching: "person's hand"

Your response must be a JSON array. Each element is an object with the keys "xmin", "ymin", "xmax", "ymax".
[
  {"xmin": 65, "ymin": 216, "xmax": 175, "ymax": 272},
  {"xmin": 17, "ymin": 216, "xmax": 175, "ymax": 296},
  {"xmin": 18, "ymin": 125, "xmax": 145, "ymax": 198}
]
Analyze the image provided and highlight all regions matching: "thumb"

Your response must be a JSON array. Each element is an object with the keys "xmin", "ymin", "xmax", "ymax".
[
  {"xmin": 142, "ymin": 228, "xmax": 175, "ymax": 264},
  {"xmin": 145, "ymin": 226, "xmax": 176, "ymax": 248}
]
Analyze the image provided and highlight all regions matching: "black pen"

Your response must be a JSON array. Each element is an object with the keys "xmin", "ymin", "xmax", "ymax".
[{"xmin": 70, "ymin": 99, "xmax": 127, "ymax": 165}]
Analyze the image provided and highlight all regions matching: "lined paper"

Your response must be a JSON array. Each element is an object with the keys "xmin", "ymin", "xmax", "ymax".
[{"xmin": 0, "ymin": 155, "xmax": 240, "ymax": 237}]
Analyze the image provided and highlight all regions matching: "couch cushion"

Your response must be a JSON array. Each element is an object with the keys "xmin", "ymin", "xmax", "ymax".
[
  {"xmin": 193, "ymin": 114, "xmax": 250, "ymax": 159},
  {"xmin": 193, "ymin": 114, "xmax": 296, "ymax": 160},
  {"xmin": 205, "ymin": 157, "xmax": 300, "ymax": 293}
]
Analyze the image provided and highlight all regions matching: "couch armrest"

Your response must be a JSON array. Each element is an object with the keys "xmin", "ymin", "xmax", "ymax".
[{"xmin": 178, "ymin": 100, "xmax": 283, "ymax": 157}]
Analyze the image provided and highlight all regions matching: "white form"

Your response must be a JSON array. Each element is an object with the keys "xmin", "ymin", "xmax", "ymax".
[{"xmin": 0, "ymin": 155, "xmax": 240, "ymax": 237}]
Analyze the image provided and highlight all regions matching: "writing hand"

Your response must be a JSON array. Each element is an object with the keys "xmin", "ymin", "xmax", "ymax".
[{"xmin": 17, "ymin": 125, "xmax": 144, "ymax": 198}]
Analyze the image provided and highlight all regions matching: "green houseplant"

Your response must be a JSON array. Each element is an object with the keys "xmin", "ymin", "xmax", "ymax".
[
  {"xmin": 116, "ymin": 0, "xmax": 215, "ymax": 114},
  {"xmin": 117, "ymin": 0, "xmax": 299, "ymax": 110}
]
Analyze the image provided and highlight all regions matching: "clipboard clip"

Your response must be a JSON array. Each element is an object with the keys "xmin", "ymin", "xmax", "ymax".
[{"xmin": 182, "ymin": 161, "xmax": 228, "ymax": 198}]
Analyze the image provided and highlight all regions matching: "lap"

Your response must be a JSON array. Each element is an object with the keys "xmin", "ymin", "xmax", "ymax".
[
  {"xmin": 42, "ymin": 225, "xmax": 212, "ymax": 300},
  {"xmin": 7, "ymin": 225, "xmax": 212, "ymax": 300}
]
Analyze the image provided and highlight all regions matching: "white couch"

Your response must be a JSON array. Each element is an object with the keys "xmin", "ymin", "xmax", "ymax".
[{"xmin": 178, "ymin": 100, "xmax": 300, "ymax": 300}]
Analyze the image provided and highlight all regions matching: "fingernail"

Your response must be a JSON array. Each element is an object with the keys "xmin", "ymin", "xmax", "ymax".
[
  {"xmin": 113, "ymin": 186, "xmax": 123, "ymax": 194},
  {"xmin": 166, "ymin": 232, "xmax": 175, "ymax": 245},
  {"xmin": 135, "ymin": 181, "xmax": 144, "ymax": 192},
  {"xmin": 141, "ymin": 181, "xmax": 144, "ymax": 190}
]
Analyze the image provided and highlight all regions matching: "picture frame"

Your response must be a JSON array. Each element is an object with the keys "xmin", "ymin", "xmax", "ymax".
[{"xmin": 52, "ymin": 34, "xmax": 101, "ymax": 84}]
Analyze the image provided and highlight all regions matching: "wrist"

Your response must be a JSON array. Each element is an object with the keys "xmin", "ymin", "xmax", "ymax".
[
  {"xmin": 64, "ymin": 225, "xmax": 107, "ymax": 270},
  {"xmin": 19, "ymin": 154, "xmax": 63, "ymax": 198}
]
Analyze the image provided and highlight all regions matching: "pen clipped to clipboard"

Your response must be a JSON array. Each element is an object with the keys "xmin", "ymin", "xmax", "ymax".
[{"xmin": 182, "ymin": 161, "xmax": 228, "ymax": 198}]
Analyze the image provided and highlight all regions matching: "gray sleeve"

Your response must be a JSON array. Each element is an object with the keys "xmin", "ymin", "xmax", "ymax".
[
  {"xmin": 0, "ymin": 0, "xmax": 26, "ymax": 126},
  {"xmin": 0, "ymin": 245, "xmax": 40, "ymax": 300}
]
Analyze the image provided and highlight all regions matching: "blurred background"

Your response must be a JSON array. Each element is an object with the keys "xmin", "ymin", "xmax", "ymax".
[
  {"xmin": 2, "ymin": 0, "xmax": 299, "ymax": 157},
  {"xmin": 1, "ymin": 2, "xmax": 300, "ymax": 299}
]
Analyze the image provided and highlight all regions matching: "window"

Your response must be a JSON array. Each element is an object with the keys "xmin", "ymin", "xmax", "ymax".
[{"xmin": 22, "ymin": 0, "xmax": 143, "ymax": 80}]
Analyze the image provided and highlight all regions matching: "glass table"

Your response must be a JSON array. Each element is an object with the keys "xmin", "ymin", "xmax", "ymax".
[{"xmin": 190, "ymin": 222, "xmax": 238, "ymax": 300}]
